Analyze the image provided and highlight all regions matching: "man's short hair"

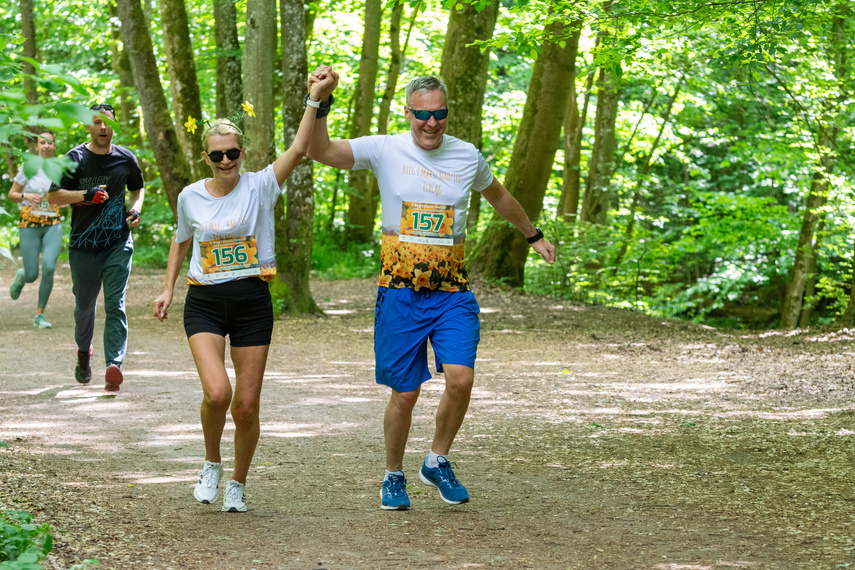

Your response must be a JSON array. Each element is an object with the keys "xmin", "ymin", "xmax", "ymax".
[
  {"xmin": 405, "ymin": 76, "xmax": 448, "ymax": 107},
  {"xmin": 90, "ymin": 103, "xmax": 116, "ymax": 119}
]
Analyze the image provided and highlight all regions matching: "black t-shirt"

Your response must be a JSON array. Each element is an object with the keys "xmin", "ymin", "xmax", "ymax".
[{"xmin": 53, "ymin": 143, "xmax": 144, "ymax": 251}]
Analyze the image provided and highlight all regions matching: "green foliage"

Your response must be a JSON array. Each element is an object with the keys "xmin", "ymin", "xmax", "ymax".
[
  {"xmin": 0, "ymin": 510, "xmax": 54, "ymax": 568},
  {"xmin": 311, "ymin": 230, "xmax": 380, "ymax": 281},
  {"xmin": 131, "ymin": 192, "xmax": 175, "ymax": 269},
  {"xmin": 2, "ymin": 0, "xmax": 853, "ymax": 328}
]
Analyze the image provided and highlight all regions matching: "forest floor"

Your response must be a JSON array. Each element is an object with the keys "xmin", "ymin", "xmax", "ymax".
[{"xmin": 1, "ymin": 263, "xmax": 854, "ymax": 569}]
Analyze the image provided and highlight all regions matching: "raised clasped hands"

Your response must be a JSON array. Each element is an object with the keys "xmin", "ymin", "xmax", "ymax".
[{"xmin": 308, "ymin": 65, "xmax": 339, "ymax": 101}]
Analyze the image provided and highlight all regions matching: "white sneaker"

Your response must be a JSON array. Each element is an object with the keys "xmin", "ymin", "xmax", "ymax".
[
  {"xmin": 193, "ymin": 461, "xmax": 223, "ymax": 504},
  {"xmin": 222, "ymin": 480, "xmax": 247, "ymax": 512}
]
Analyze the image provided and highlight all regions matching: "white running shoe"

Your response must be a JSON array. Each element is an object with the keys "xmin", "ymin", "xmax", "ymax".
[
  {"xmin": 222, "ymin": 480, "xmax": 247, "ymax": 512},
  {"xmin": 193, "ymin": 461, "xmax": 224, "ymax": 504}
]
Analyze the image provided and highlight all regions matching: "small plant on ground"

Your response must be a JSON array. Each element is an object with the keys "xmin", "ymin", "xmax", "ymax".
[{"xmin": 0, "ymin": 510, "xmax": 54, "ymax": 569}]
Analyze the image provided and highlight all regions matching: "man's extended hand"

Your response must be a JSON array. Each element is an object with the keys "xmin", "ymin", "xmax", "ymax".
[
  {"xmin": 531, "ymin": 238, "xmax": 556, "ymax": 265},
  {"xmin": 82, "ymin": 185, "xmax": 108, "ymax": 204}
]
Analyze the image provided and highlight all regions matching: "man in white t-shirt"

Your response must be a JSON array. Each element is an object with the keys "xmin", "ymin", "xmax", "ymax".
[{"xmin": 307, "ymin": 69, "xmax": 555, "ymax": 511}]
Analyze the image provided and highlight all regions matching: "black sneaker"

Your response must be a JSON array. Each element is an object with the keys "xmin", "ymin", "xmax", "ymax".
[{"xmin": 75, "ymin": 347, "xmax": 92, "ymax": 384}]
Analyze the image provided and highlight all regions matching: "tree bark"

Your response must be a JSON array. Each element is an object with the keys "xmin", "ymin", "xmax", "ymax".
[
  {"xmin": 376, "ymin": 2, "xmax": 405, "ymax": 137},
  {"xmin": 579, "ymin": 64, "xmax": 621, "ymax": 225},
  {"xmin": 214, "ymin": 0, "xmax": 243, "ymax": 119},
  {"xmin": 558, "ymin": 68, "xmax": 594, "ymax": 222},
  {"xmin": 115, "ymin": 0, "xmax": 193, "ymax": 216},
  {"xmin": 344, "ymin": 0, "xmax": 383, "ymax": 243},
  {"xmin": 160, "ymin": 0, "xmax": 206, "ymax": 180},
  {"xmin": 780, "ymin": 4, "xmax": 846, "ymax": 329},
  {"xmin": 243, "ymin": 0, "xmax": 277, "ymax": 172},
  {"xmin": 798, "ymin": 216, "xmax": 825, "ymax": 328},
  {"xmin": 109, "ymin": 2, "xmax": 142, "ymax": 147},
  {"xmin": 470, "ymin": 19, "xmax": 579, "ymax": 286},
  {"xmin": 779, "ymin": 127, "xmax": 836, "ymax": 329},
  {"xmin": 439, "ymin": 0, "xmax": 500, "ymax": 233},
  {"xmin": 276, "ymin": 0, "xmax": 321, "ymax": 315},
  {"xmin": 20, "ymin": 0, "xmax": 38, "ymax": 148}
]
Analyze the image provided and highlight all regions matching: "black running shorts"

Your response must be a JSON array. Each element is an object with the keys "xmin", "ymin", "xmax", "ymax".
[{"xmin": 183, "ymin": 278, "xmax": 273, "ymax": 347}]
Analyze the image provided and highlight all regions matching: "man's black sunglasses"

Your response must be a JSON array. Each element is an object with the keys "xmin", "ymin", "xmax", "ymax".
[
  {"xmin": 90, "ymin": 104, "xmax": 115, "ymax": 113},
  {"xmin": 206, "ymin": 148, "xmax": 242, "ymax": 163},
  {"xmin": 408, "ymin": 107, "xmax": 449, "ymax": 121}
]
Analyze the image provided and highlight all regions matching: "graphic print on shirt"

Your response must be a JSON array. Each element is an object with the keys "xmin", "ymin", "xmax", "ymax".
[
  {"xmin": 349, "ymin": 133, "xmax": 494, "ymax": 293},
  {"xmin": 16, "ymin": 169, "xmax": 60, "ymax": 228},
  {"xmin": 69, "ymin": 198, "xmax": 126, "ymax": 250},
  {"xmin": 380, "ymin": 163, "xmax": 468, "ymax": 292}
]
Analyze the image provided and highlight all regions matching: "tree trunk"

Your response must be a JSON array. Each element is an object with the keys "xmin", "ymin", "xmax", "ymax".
[
  {"xmin": 558, "ymin": 69, "xmax": 594, "ymax": 222},
  {"xmin": 20, "ymin": 0, "xmax": 37, "ymax": 107},
  {"xmin": 780, "ymin": 4, "xmax": 846, "ymax": 329},
  {"xmin": 798, "ymin": 216, "xmax": 825, "ymax": 328},
  {"xmin": 160, "ymin": 0, "xmax": 206, "ymax": 180},
  {"xmin": 439, "ymin": 0, "xmax": 500, "ymax": 233},
  {"xmin": 108, "ymin": 2, "xmax": 142, "ymax": 147},
  {"xmin": 115, "ymin": 0, "xmax": 193, "ymax": 216},
  {"xmin": 779, "ymin": 128, "xmax": 836, "ymax": 329},
  {"xmin": 579, "ymin": 64, "xmax": 621, "ymax": 225},
  {"xmin": 243, "ymin": 0, "xmax": 277, "ymax": 172},
  {"xmin": 376, "ymin": 2, "xmax": 404, "ymax": 136},
  {"xmin": 276, "ymin": 0, "xmax": 321, "ymax": 315},
  {"xmin": 344, "ymin": 0, "xmax": 383, "ymax": 243},
  {"xmin": 214, "ymin": 0, "xmax": 243, "ymax": 119},
  {"xmin": 470, "ymin": 20, "xmax": 579, "ymax": 286}
]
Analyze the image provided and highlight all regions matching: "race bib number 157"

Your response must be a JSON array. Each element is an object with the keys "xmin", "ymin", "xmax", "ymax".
[
  {"xmin": 200, "ymin": 235, "xmax": 260, "ymax": 278},
  {"xmin": 399, "ymin": 202, "xmax": 454, "ymax": 246}
]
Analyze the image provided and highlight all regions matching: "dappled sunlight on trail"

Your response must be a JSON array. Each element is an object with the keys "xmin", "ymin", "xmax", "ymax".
[{"xmin": 0, "ymin": 270, "xmax": 853, "ymax": 567}]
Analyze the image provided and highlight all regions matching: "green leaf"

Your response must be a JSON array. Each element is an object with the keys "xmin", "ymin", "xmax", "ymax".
[
  {"xmin": 55, "ymin": 102, "xmax": 94, "ymax": 126},
  {"xmin": 0, "ymin": 441, "xmax": 8, "ymax": 448},
  {"xmin": 36, "ymin": 118, "xmax": 65, "ymax": 129},
  {"xmin": 22, "ymin": 154, "xmax": 44, "ymax": 179},
  {"xmin": 41, "ymin": 158, "xmax": 66, "ymax": 186}
]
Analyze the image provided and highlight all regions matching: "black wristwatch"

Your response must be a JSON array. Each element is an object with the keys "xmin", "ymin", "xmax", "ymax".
[{"xmin": 526, "ymin": 227, "xmax": 544, "ymax": 244}]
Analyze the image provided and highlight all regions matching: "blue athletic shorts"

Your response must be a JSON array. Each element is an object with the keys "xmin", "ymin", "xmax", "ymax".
[{"xmin": 374, "ymin": 287, "xmax": 481, "ymax": 393}]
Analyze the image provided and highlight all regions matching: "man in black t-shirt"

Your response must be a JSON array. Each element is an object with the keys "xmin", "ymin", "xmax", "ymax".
[{"xmin": 48, "ymin": 104, "xmax": 144, "ymax": 392}]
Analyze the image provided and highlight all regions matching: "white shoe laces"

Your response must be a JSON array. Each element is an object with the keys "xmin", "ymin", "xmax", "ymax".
[
  {"xmin": 224, "ymin": 482, "xmax": 243, "ymax": 502},
  {"xmin": 199, "ymin": 464, "xmax": 220, "ymax": 488}
]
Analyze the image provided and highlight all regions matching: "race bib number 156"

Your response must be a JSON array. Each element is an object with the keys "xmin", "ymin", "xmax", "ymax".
[{"xmin": 200, "ymin": 235, "xmax": 260, "ymax": 278}]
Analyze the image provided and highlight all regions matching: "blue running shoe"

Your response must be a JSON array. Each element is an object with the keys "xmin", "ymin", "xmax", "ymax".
[
  {"xmin": 419, "ymin": 456, "xmax": 469, "ymax": 505},
  {"xmin": 380, "ymin": 473, "xmax": 410, "ymax": 510}
]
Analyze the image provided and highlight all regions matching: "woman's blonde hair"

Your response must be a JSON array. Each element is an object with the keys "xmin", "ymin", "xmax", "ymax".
[{"xmin": 201, "ymin": 119, "xmax": 244, "ymax": 151}]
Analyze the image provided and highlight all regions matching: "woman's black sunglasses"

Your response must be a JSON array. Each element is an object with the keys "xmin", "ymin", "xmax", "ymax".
[
  {"xmin": 408, "ymin": 108, "xmax": 449, "ymax": 121},
  {"xmin": 207, "ymin": 148, "xmax": 242, "ymax": 162}
]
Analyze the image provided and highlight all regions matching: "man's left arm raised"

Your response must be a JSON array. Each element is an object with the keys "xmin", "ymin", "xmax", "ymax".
[{"xmin": 480, "ymin": 177, "xmax": 556, "ymax": 264}]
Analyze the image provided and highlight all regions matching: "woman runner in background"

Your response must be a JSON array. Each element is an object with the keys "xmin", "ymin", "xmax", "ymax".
[{"xmin": 8, "ymin": 130, "xmax": 63, "ymax": 329}]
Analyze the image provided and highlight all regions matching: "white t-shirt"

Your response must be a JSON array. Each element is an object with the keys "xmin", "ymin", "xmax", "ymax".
[
  {"xmin": 349, "ymin": 133, "xmax": 494, "ymax": 292},
  {"xmin": 176, "ymin": 165, "xmax": 283, "ymax": 285},
  {"xmin": 14, "ymin": 168, "xmax": 61, "ymax": 226}
]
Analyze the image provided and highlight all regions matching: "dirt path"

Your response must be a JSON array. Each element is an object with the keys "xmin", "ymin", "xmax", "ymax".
[{"xmin": 1, "ymin": 262, "xmax": 854, "ymax": 569}]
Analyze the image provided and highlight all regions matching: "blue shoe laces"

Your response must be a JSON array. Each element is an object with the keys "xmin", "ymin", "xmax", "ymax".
[
  {"xmin": 385, "ymin": 474, "xmax": 407, "ymax": 496},
  {"xmin": 435, "ymin": 459, "xmax": 462, "ymax": 487}
]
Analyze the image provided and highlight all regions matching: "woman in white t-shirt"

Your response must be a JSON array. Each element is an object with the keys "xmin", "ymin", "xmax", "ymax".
[
  {"xmin": 8, "ymin": 130, "xmax": 62, "ymax": 329},
  {"xmin": 152, "ymin": 74, "xmax": 335, "ymax": 512}
]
